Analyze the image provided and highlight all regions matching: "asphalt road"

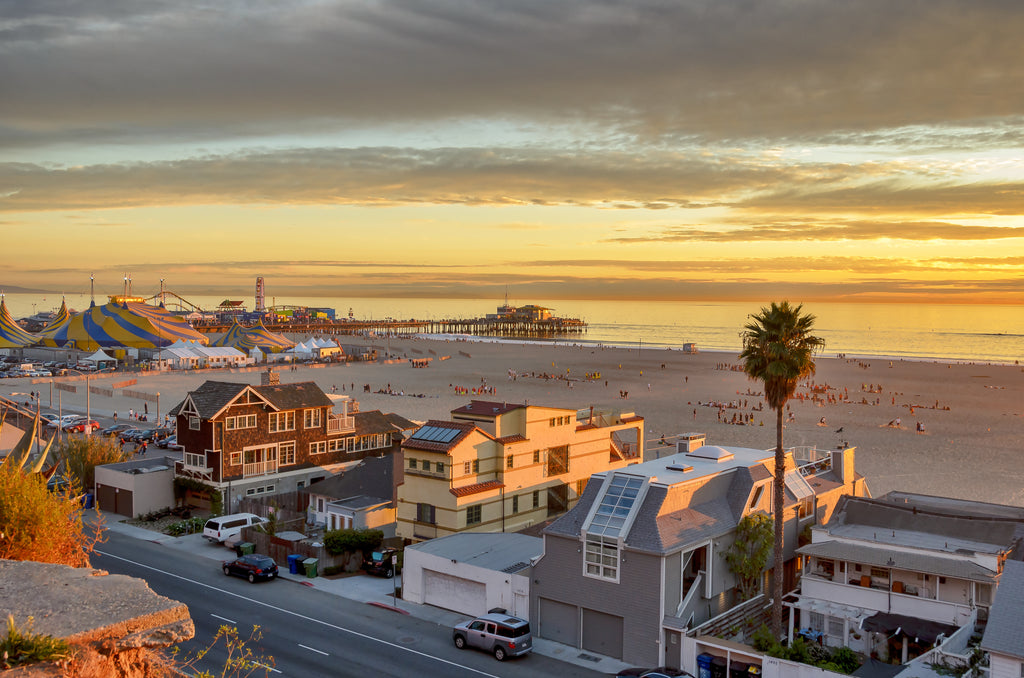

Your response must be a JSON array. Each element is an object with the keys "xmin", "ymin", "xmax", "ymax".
[{"xmin": 94, "ymin": 532, "xmax": 607, "ymax": 678}]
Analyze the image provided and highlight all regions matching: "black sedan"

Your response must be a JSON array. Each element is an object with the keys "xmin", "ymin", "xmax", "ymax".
[
  {"xmin": 102, "ymin": 423, "xmax": 133, "ymax": 437},
  {"xmin": 222, "ymin": 554, "xmax": 278, "ymax": 583}
]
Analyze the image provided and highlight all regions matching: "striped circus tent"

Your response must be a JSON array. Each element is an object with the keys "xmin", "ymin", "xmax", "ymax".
[
  {"xmin": 0, "ymin": 296, "xmax": 36, "ymax": 348},
  {"xmin": 47, "ymin": 301, "xmax": 209, "ymax": 351},
  {"xmin": 33, "ymin": 298, "xmax": 74, "ymax": 347},
  {"xmin": 212, "ymin": 319, "xmax": 294, "ymax": 353}
]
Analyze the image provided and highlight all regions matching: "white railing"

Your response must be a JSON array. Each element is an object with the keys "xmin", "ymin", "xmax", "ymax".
[
  {"xmin": 243, "ymin": 459, "xmax": 278, "ymax": 478},
  {"xmin": 800, "ymin": 575, "xmax": 973, "ymax": 626},
  {"xmin": 676, "ymin": 570, "xmax": 704, "ymax": 618},
  {"xmin": 328, "ymin": 414, "xmax": 354, "ymax": 434}
]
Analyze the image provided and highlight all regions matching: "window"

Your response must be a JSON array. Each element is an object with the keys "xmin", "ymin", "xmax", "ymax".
[
  {"xmin": 409, "ymin": 458, "xmax": 418, "ymax": 469},
  {"xmin": 230, "ymin": 451, "xmax": 242, "ymax": 465},
  {"xmin": 533, "ymin": 490, "xmax": 540, "ymax": 508},
  {"xmin": 279, "ymin": 442, "xmax": 296, "ymax": 465},
  {"xmin": 225, "ymin": 414, "xmax": 256, "ymax": 430},
  {"xmin": 269, "ymin": 411, "xmax": 295, "ymax": 432},
  {"xmin": 304, "ymin": 408, "xmax": 322, "ymax": 429},
  {"xmin": 576, "ymin": 478, "xmax": 588, "ymax": 496},
  {"xmin": 584, "ymin": 534, "xmax": 618, "ymax": 581},
  {"xmin": 189, "ymin": 416, "xmax": 200, "ymax": 430},
  {"xmin": 749, "ymin": 484, "xmax": 765, "ymax": 509},
  {"xmin": 506, "ymin": 454, "xmax": 514, "ymax": 469},
  {"xmin": 472, "ymin": 459, "xmax": 479, "ymax": 473},
  {"xmin": 511, "ymin": 495, "xmax": 519, "ymax": 514},
  {"xmin": 417, "ymin": 503, "xmax": 436, "ymax": 524},
  {"xmin": 184, "ymin": 452, "xmax": 206, "ymax": 469},
  {"xmin": 466, "ymin": 505, "xmax": 482, "ymax": 525},
  {"xmin": 436, "ymin": 461, "xmax": 445, "ymax": 474},
  {"xmin": 533, "ymin": 449, "xmax": 540, "ymax": 463},
  {"xmin": 422, "ymin": 460, "xmax": 431, "ymax": 472},
  {"xmin": 809, "ymin": 611, "xmax": 825, "ymax": 632},
  {"xmin": 309, "ymin": 441, "xmax": 326, "ymax": 455},
  {"xmin": 464, "ymin": 461, "xmax": 471, "ymax": 474},
  {"xmin": 828, "ymin": 616, "xmax": 844, "ymax": 638}
]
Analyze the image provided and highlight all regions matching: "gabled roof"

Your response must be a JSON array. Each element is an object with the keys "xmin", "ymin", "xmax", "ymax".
[
  {"xmin": 982, "ymin": 559, "xmax": 1024, "ymax": 659},
  {"xmin": 253, "ymin": 381, "xmax": 332, "ymax": 411},
  {"xmin": 451, "ymin": 400, "xmax": 524, "ymax": 417},
  {"xmin": 382, "ymin": 413, "xmax": 419, "ymax": 432},
  {"xmin": 179, "ymin": 381, "xmax": 250, "ymax": 419},
  {"xmin": 353, "ymin": 410, "xmax": 403, "ymax": 436}
]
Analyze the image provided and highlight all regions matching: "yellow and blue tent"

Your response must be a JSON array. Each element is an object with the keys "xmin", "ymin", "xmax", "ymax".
[
  {"xmin": 0, "ymin": 296, "xmax": 36, "ymax": 349},
  {"xmin": 48, "ymin": 301, "xmax": 209, "ymax": 351},
  {"xmin": 33, "ymin": 298, "xmax": 73, "ymax": 348},
  {"xmin": 212, "ymin": 319, "xmax": 294, "ymax": 353},
  {"xmin": 210, "ymin": 321, "xmax": 250, "ymax": 349}
]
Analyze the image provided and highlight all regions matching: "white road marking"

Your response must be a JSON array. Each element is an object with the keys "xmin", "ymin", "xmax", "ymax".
[
  {"xmin": 298, "ymin": 643, "xmax": 329, "ymax": 656},
  {"xmin": 254, "ymin": 663, "xmax": 281, "ymax": 674},
  {"xmin": 95, "ymin": 550, "xmax": 500, "ymax": 678},
  {"xmin": 210, "ymin": 613, "xmax": 237, "ymax": 625}
]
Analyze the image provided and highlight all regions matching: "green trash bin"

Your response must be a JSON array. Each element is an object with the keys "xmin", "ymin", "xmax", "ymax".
[
  {"xmin": 238, "ymin": 542, "xmax": 255, "ymax": 556},
  {"xmin": 303, "ymin": 557, "xmax": 318, "ymax": 578}
]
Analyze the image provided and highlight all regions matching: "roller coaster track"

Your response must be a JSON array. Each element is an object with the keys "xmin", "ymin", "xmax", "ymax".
[{"xmin": 143, "ymin": 291, "xmax": 207, "ymax": 314}]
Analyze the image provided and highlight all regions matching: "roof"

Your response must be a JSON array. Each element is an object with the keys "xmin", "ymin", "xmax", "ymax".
[
  {"xmin": 179, "ymin": 381, "xmax": 249, "ymax": 419},
  {"xmin": 451, "ymin": 479, "xmax": 504, "ymax": 497},
  {"xmin": 861, "ymin": 612, "xmax": 958, "ymax": 645},
  {"xmin": 981, "ymin": 559, "xmax": 1024, "ymax": 658},
  {"xmin": 798, "ymin": 540, "xmax": 999, "ymax": 582},
  {"xmin": 451, "ymin": 401, "xmax": 524, "ymax": 417},
  {"xmin": 253, "ymin": 381, "xmax": 332, "ymax": 411},
  {"xmin": 382, "ymin": 412, "xmax": 419, "ymax": 432},
  {"xmin": 402, "ymin": 420, "xmax": 476, "ymax": 452},
  {"xmin": 353, "ymin": 410, "xmax": 404, "ymax": 436},
  {"xmin": 406, "ymin": 532, "xmax": 542, "ymax": 574},
  {"xmin": 304, "ymin": 454, "xmax": 395, "ymax": 504}
]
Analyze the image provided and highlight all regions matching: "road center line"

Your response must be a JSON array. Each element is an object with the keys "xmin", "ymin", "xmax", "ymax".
[
  {"xmin": 211, "ymin": 614, "xmax": 237, "ymax": 625},
  {"xmin": 254, "ymin": 663, "xmax": 281, "ymax": 674},
  {"xmin": 298, "ymin": 643, "xmax": 329, "ymax": 656},
  {"xmin": 95, "ymin": 550, "xmax": 500, "ymax": 678}
]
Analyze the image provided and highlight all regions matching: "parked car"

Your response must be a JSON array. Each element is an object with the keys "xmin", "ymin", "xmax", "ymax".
[
  {"xmin": 362, "ymin": 547, "xmax": 401, "ymax": 578},
  {"xmin": 120, "ymin": 428, "xmax": 144, "ymax": 442},
  {"xmin": 102, "ymin": 423, "xmax": 133, "ymax": 437},
  {"xmin": 614, "ymin": 668, "xmax": 695, "ymax": 678},
  {"xmin": 65, "ymin": 419, "xmax": 100, "ymax": 433},
  {"xmin": 48, "ymin": 414, "xmax": 81, "ymax": 429},
  {"xmin": 452, "ymin": 612, "xmax": 533, "ymax": 661},
  {"xmin": 203, "ymin": 513, "xmax": 267, "ymax": 544},
  {"xmin": 221, "ymin": 554, "xmax": 278, "ymax": 583},
  {"xmin": 157, "ymin": 433, "xmax": 181, "ymax": 449}
]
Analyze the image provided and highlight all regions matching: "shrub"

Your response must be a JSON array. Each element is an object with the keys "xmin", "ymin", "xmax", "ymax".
[
  {"xmin": 831, "ymin": 646, "xmax": 861, "ymax": 674},
  {"xmin": 1, "ymin": 615, "xmax": 70, "ymax": 669},
  {"xmin": 55, "ymin": 436, "xmax": 130, "ymax": 491},
  {"xmin": 166, "ymin": 516, "xmax": 206, "ymax": 537},
  {"xmin": 323, "ymin": 528, "xmax": 383, "ymax": 556}
]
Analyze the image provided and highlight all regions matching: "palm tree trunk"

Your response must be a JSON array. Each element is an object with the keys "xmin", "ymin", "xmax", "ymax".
[{"xmin": 772, "ymin": 405, "xmax": 785, "ymax": 638}]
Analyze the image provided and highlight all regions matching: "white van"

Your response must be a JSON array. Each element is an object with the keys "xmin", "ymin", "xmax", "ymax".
[{"xmin": 203, "ymin": 513, "xmax": 267, "ymax": 544}]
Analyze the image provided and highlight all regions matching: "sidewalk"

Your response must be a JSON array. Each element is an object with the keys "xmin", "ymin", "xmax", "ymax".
[{"xmin": 92, "ymin": 512, "xmax": 630, "ymax": 674}]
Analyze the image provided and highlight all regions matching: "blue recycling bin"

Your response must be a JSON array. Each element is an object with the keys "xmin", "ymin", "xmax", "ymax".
[
  {"xmin": 82, "ymin": 492, "xmax": 95, "ymax": 509},
  {"xmin": 697, "ymin": 653, "xmax": 714, "ymax": 678},
  {"xmin": 287, "ymin": 554, "xmax": 303, "ymax": 575}
]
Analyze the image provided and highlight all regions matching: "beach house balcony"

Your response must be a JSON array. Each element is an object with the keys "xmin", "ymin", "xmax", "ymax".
[
  {"xmin": 327, "ymin": 412, "xmax": 355, "ymax": 434},
  {"xmin": 800, "ymin": 556, "xmax": 987, "ymax": 628}
]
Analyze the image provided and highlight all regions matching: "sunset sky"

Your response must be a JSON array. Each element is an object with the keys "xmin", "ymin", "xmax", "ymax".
[{"xmin": 2, "ymin": 0, "xmax": 1023, "ymax": 303}]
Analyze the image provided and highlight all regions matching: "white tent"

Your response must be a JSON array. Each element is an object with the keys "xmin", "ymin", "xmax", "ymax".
[{"xmin": 82, "ymin": 349, "xmax": 117, "ymax": 365}]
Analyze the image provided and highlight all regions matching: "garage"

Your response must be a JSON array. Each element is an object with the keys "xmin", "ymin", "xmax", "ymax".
[
  {"xmin": 582, "ymin": 608, "xmax": 623, "ymax": 659},
  {"xmin": 539, "ymin": 597, "xmax": 579, "ymax": 647},
  {"xmin": 423, "ymin": 570, "xmax": 486, "ymax": 616},
  {"xmin": 96, "ymin": 483, "xmax": 133, "ymax": 517}
]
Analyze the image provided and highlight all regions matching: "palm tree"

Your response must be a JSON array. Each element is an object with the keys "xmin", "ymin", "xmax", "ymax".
[{"xmin": 740, "ymin": 301, "xmax": 824, "ymax": 638}]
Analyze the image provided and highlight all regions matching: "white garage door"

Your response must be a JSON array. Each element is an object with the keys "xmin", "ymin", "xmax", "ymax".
[{"xmin": 423, "ymin": 570, "xmax": 487, "ymax": 616}]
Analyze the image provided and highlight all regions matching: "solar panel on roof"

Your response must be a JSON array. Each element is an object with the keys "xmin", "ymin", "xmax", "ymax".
[{"xmin": 412, "ymin": 425, "xmax": 461, "ymax": 443}]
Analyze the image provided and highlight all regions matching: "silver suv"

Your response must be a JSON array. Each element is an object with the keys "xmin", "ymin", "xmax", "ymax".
[{"xmin": 452, "ymin": 612, "xmax": 532, "ymax": 661}]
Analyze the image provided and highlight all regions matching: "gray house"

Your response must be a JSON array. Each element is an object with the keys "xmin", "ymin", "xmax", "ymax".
[
  {"xmin": 982, "ymin": 559, "xmax": 1024, "ymax": 678},
  {"xmin": 530, "ymin": 436, "xmax": 869, "ymax": 666}
]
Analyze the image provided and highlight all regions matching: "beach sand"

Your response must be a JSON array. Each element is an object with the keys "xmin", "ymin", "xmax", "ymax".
[{"xmin": 7, "ymin": 337, "xmax": 1023, "ymax": 506}]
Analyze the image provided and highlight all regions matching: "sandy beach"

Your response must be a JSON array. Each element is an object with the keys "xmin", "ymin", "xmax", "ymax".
[{"xmin": 5, "ymin": 336, "xmax": 1023, "ymax": 507}]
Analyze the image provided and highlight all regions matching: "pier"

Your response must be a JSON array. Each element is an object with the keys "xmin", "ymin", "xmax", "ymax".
[{"xmin": 193, "ymin": 316, "xmax": 586, "ymax": 339}]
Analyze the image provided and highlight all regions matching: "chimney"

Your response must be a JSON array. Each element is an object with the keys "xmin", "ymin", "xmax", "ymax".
[
  {"xmin": 830, "ymin": 446, "xmax": 857, "ymax": 485},
  {"xmin": 676, "ymin": 432, "xmax": 706, "ymax": 455},
  {"xmin": 261, "ymin": 368, "xmax": 279, "ymax": 386}
]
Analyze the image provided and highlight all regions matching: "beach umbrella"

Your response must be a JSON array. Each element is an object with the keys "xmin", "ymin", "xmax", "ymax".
[
  {"xmin": 48, "ymin": 301, "xmax": 209, "ymax": 351},
  {"xmin": 33, "ymin": 298, "xmax": 73, "ymax": 347},
  {"xmin": 0, "ymin": 296, "xmax": 36, "ymax": 349}
]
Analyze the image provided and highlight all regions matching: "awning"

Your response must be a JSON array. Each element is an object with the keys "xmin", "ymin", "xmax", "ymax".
[{"xmin": 861, "ymin": 612, "xmax": 958, "ymax": 644}]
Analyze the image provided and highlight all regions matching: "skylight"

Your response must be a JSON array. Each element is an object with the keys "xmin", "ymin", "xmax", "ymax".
[{"xmin": 585, "ymin": 474, "xmax": 646, "ymax": 538}]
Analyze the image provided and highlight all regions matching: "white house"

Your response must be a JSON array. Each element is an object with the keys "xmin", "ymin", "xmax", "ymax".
[{"xmin": 981, "ymin": 559, "xmax": 1024, "ymax": 678}]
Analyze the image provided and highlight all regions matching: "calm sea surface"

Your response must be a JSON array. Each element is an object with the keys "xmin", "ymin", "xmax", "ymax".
[{"xmin": 4, "ymin": 294, "xmax": 1022, "ymax": 364}]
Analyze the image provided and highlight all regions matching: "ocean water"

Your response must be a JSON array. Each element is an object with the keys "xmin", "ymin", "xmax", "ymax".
[{"xmin": 4, "ymin": 293, "xmax": 1022, "ymax": 364}]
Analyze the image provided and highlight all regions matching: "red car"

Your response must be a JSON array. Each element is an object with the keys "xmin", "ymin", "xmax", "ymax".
[{"xmin": 65, "ymin": 419, "xmax": 100, "ymax": 433}]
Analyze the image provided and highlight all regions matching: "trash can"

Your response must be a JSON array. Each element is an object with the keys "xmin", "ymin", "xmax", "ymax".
[
  {"xmin": 82, "ymin": 492, "xmax": 94, "ymax": 509},
  {"xmin": 729, "ymin": 661, "xmax": 748, "ymax": 678},
  {"xmin": 287, "ymin": 554, "xmax": 303, "ymax": 575},
  {"xmin": 710, "ymin": 655, "xmax": 728, "ymax": 678},
  {"xmin": 303, "ymin": 557, "xmax": 318, "ymax": 578},
  {"xmin": 696, "ymin": 653, "xmax": 714, "ymax": 678},
  {"xmin": 237, "ymin": 542, "xmax": 255, "ymax": 556}
]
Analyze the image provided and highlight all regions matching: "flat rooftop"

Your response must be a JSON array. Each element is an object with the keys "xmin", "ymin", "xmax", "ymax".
[{"xmin": 595, "ymin": 444, "xmax": 775, "ymax": 487}]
